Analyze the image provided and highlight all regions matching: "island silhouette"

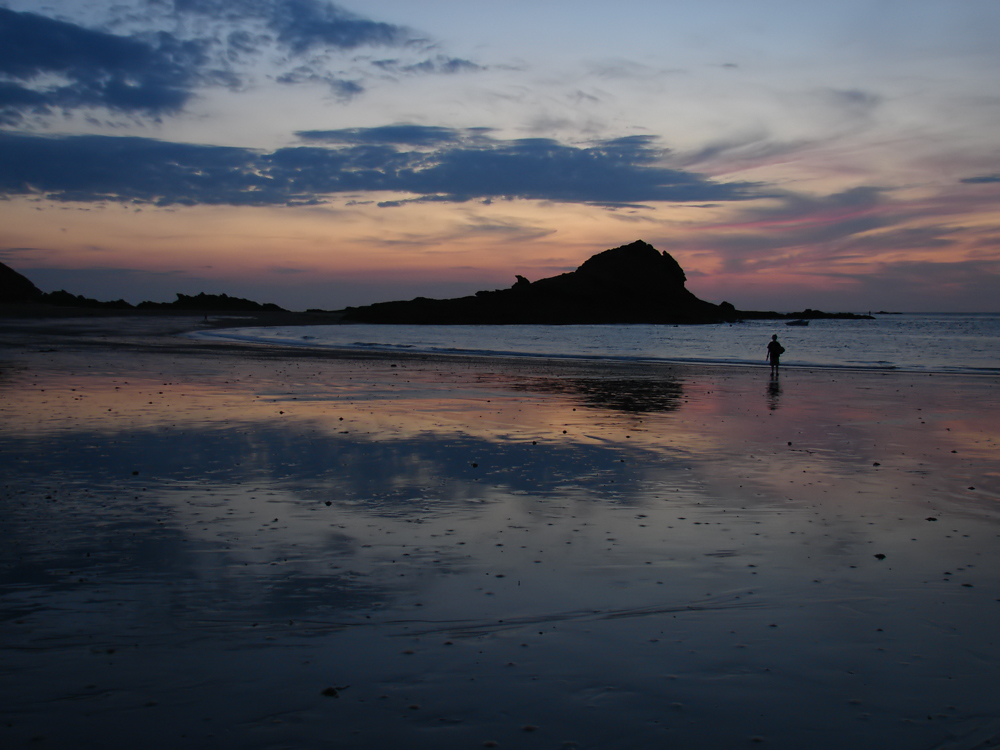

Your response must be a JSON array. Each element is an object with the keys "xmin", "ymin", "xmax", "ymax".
[
  {"xmin": 2, "ymin": 240, "xmax": 873, "ymax": 323},
  {"xmin": 339, "ymin": 240, "xmax": 872, "ymax": 324}
]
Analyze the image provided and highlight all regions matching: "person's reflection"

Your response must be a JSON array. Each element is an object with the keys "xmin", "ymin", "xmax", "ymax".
[{"xmin": 766, "ymin": 371, "xmax": 781, "ymax": 410}]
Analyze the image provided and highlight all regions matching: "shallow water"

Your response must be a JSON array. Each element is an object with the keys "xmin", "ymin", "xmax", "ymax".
[
  {"xmin": 2, "ymin": 349, "xmax": 999, "ymax": 748},
  {"xmin": 192, "ymin": 312, "xmax": 1000, "ymax": 374}
]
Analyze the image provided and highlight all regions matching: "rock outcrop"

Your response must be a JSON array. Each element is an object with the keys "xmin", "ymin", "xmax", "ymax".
[
  {"xmin": 137, "ymin": 292, "xmax": 285, "ymax": 312},
  {"xmin": 0, "ymin": 261, "xmax": 43, "ymax": 303},
  {"xmin": 341, "ymin": 240, "xmax": 731, "ymax": 324},
  {"xmin": 1, "ymin": 263, "xmax": 283, "ymax": 313},
  {"xmin": 1, "ymin": 262, "xmax": 131, "ymax": 309}
]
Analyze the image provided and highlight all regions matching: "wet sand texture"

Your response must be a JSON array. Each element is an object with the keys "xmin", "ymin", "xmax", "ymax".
[{"xmin": 1, "ymin": 317, "xmax": 999, "ymax": 749}]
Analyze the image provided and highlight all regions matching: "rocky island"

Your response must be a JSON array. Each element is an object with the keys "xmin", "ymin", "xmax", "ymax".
[{"xmin": 340, "ymin": 240, "xmax": 874, "ymax": 324}]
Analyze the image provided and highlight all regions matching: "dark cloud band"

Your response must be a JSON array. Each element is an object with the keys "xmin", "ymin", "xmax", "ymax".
[
  {"xmin": 0, "ymin": 7, "xmax": 202, "ymax": 124},
  {"xmin": 961, "ymin": 174, "xmax": 1000, "ymax": 184},
  {"xmin": 0, "ymin": 129, "xmax": 757, "ymax": 208}
]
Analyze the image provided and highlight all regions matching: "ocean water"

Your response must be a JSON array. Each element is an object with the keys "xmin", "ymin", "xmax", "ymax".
[{"xmin": 192, "ymin": 313, "xmax": 1000, "ymax": 374}]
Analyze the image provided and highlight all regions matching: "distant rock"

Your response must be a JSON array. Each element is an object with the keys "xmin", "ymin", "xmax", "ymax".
[
  {"xmin": 40, "ymin": 289, "xmax": 134, "ymax": 310},
  {"xmin": 0, "ymin": 261, "xmax": 43, "ymax": 303},
  {"xmin": 137, "ymin": 292, "xmax": 285, "ymax": 312},
  {"xmin": 340, "ymin": 240, "xmax": 877, "ymax": 324},
  {"xmin": 341, "ymin": 240, "xmax": 732, "ymax": 324},
  {"xmin": 737, "ymin": 307, "xmax": 874, "ymax": 322}
]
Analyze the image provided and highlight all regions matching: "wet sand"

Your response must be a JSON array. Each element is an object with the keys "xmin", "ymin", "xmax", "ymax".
[{"xmin": 1, "ymin": 315, "xmax": 999, "ymax": 749}]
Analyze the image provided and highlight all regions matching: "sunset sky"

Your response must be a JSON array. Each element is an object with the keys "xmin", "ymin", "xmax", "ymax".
[{"xmin": 2, "ymin": 0, "xmax": 999, "ymax": 311}]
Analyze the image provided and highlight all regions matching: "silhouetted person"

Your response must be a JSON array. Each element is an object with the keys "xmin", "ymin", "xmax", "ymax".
[{"xmin": 766, "ymin": 334, "xmax": 784, "ymax": 375}]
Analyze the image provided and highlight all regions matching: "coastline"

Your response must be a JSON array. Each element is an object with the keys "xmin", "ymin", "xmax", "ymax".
[{"xmin": 2, "ymin": 315, "xmax": 999, "ymax": 749}]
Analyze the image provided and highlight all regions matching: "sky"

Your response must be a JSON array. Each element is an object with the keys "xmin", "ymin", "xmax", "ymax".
[{"xmin": 1, "ymin": 0, "xmax": 999, "ymax": 312}]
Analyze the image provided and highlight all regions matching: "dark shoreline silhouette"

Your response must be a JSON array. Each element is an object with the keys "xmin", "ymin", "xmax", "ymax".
[
  {"xmin": 2, "ymin": 242, "xmax": 875, "ymax": 324},
  {"xmin": 1, "ymin": 261, "xmax": 286, "ymax": 313}
]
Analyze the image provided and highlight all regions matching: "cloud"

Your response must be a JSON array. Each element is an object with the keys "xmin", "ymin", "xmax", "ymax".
[
  {"xmin": 373, "ymin": 55, "xmax": 485, "ymax": 76},
  {"xmin": 0, "ymin": 2, "xmax": 476, "ymax": 123},
  {"xmin": 388, "ymin": 134, "xmax": 758, "ymax": 207},
  {"xmin": 960, "ymin": 174, "xmax": 1000, "ymax": 184},
  {"xmin": 0, "ymin": 129, "xmax": 760, "ymax": 208},
  {"xmin": 674, "ymin": 186, "xmax": 899, "ymax": 274},
  {"xmin": 0, "ymin": 132, "xmax": 268, "ymax": 206},
  {"xmin": 823, "ymin": 88, "xmax": 882, "ymax": 115},
  {"xmin": 819, "ymin": 258, "xmax": 1000, "ymax": 312},
  {"xmin": 674, "ymin": 186, "xmax": 1000, "ymax": 308},
  {"xmin": 455, "ymin": 217, "xmax": 556, "ymax": 243},
  {"xmin": 0, "ymin": 7, "xmax": 203, "ymax": 124},
  {"xmin": 172, "ymin": 0, "xmax": 420, "ymax": 52},
  {"xmin": 170, "ymin": 1, "xmax": 487, "ymax": 87},
  {"xmin": 274, "ymin": 67, "xmax": 363, "ymax": 99},
  {"xmin": 0, "ymin": 246, "xmax": 38, "ymax": 261},
  {"xmin": 585, "ymin": 58, "xmax": 668, "ymax": 80},
  {"xmin": 676, "ymin": 131, "xmax": 813, "ymax": 171},
  {"xmin": 296, "ymin": 125, "xmax": 490, "ymax": 146}
]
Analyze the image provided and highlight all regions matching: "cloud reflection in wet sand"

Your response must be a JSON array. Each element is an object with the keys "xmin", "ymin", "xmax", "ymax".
[{"xmin": 2, "ymin": 351, "xmax": 999, "ymax": 749}]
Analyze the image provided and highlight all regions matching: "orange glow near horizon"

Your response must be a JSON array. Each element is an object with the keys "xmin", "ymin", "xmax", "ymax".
[{"xmin": 3, "ymin": 183, "xmax": 999, "ymax": 312}]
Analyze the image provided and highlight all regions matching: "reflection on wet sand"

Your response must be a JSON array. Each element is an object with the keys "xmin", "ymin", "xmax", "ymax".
[
  {"xmin": 2, "ymin": 345, "xmax": 1000, "ymax": 749},
  {"xmin": 766, "ymin": 372, "xmax": 781, "ymax": 410},
  {"xmin": 511, "ymin": 375, "xmax": 684, "ymax": 413}
]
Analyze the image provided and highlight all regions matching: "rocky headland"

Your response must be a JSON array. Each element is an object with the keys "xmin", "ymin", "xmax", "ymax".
[
  {"xmin": 0, "ymin": 261, "xmax": 285, "ymax": 314},
  {"xmin": 339, "ymin": 240, "xmax": 874, "ymax": 324}
]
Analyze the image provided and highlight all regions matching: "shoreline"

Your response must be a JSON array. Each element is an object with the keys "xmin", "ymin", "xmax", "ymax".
[
  {"xmin": 3, "ymin": 309, "xmax": 997, "ymax": 379},
  {"xmin": 2, "ymin": 315, "xmax": 1000, "ymax": 749}
]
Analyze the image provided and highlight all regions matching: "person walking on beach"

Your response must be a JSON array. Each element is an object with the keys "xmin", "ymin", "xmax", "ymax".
[{"xmin": 766, "ymin": 334, "xmax": 784, "ymax": 375}]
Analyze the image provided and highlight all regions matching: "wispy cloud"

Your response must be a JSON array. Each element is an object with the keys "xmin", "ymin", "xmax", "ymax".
[
  {"xmin": 659, "ymin": 187, "xmax": 909, "ymax": 282},
  {"xmin": 670, "ymin": 184, "xmax": 1000, "ymax": 308},
  {"xmin": 960, "ymin": 173, "xmax": 1000, "ymax": 184},
  {"xmin": 373, "ymin": 55, "xmax": 485, "ymax": 76},
  {"xmin": 274, "ymin": 67, "xmax": 363, "ymax": 99},
  {"xmin": 297, "ymin": 124, "xmax": 492, "ymax": 147},
  {"xmin": 675, "ymin": 131, "xmax": 814, "ymax": 172},
  {"xmin": 0, "ymin": 2, "xmax": 484, "ymax": 123},
  {"xmin": 169, "ymin": 0, "xmax": 485, "ymax": 95},
  {"xmin": 173, "ymin": 0, "xmax": 422, "ymax": 54}
]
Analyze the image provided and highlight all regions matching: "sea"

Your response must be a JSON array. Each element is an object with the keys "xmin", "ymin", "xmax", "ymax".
[{"xmin": 191, "ymin": 312, "xmax": 1000, "ymax": 375}]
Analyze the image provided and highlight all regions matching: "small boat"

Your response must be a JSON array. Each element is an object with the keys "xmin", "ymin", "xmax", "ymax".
[{"xmin": 785, "ymin": 319, "xmax": 809, "ymax": 326}]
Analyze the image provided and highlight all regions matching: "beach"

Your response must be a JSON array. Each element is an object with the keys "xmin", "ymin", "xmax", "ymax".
[{"xmin": 2, "ymin": 315, "xmax": 999, "ymax": 749}]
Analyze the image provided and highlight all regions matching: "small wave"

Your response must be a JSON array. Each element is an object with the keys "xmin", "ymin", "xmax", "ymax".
[
  {"xmin": 350, "ymin": 341, "xmax": 415, "ymax": 350},
  {"xmin": 186, "ymin": 317, "xmax": 1000, "ymax": 376}
]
